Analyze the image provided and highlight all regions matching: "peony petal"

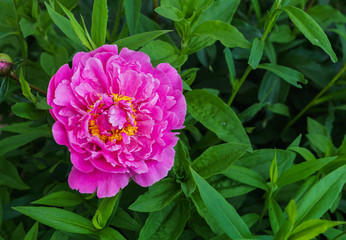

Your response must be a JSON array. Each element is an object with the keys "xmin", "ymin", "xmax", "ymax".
[
  {"xmin": 133, "ymin": 147, "xmax": 175, "ymax": 187},
  {"xmin": 52, "ymin": 122, "xmax": 69, "ymax": 146},
  {"xmin": 68, "ymin": 167, "xmax": 98, "ymax": 194},
  {"xmin": 83, "ymin": 58, "xmax": 110, "ymax": 94},
  {"xmin": 70, "ymin": 151, "xmax": 94, "ymax": 173},
  {"xmin": 156, "ymin": 63, "xmax": 183, "ymax": 91},
  {"xmin": 118, "ymin": 70, "xmax": 142, "ymax": 98},
  {"xmin": 68, "ymin": 167, "xmax": 129, "ymax": 198},
  {"xmin": 96, "ymin": 172, "xmax": 129, "ymax": 198},
  {"xmin": 119, "ymin": 47, "xmax": 151, "ymax": 65}
]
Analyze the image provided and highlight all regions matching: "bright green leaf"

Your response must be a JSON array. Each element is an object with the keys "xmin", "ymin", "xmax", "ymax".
[
  {"xmin": 129, "ymin": 178, "xmax": 181, "ymax": 212},
  {"xmin": 124, "ymin": 0, "xmax": 141, "ymax": 35},
  {"xmin": 32, "ymin": 191, "xmax": 84, "ymax": 207},
  {"xmin": 192, "ymin": 142, "xmax": 250, "ymax": 179},
  {"xmin": 115, "ymin": 30, "xmax": 171, "ymax": 50},
  {"xmin": 185, "ymin": 89, "xmax": 251, "ymax": 146},
  {"xmin": 91, "ymin": 0, "xmax": 108, "ymax": 47},
  {"xmin": 138, "ymin": 199, "xmax": 190, "ymax": 240},
  {"xmin": 277, "ymin": 157, "xmax": 336, "ymax": 187},
  {"xmin": 13, "ymin": 206, "xmax": 96, "ymax": 235},
  {"xmin": 295, "ymin": 165, "xmax": 346, "ymax": 224},
  {"xmin": 258, "ymin": 63, "xmax": 307, "ymax": 88},
  {"xmin": 248, "ymin": 38, "xmax": 264, "ymax": 69},
  {"xmin": 289, "ymin": 219, "xmax": 345, "ymax": 240},
  {"xmin": 24, "ymin": 222, "xmax": 38, "ymax": 240},
  {"xmin": 191, "ymin": 168, "xmax": 252, "ymax": 239},
  {"xmin": 283, "ymin": 5, "xmax": 337, "ymax": 63},
  {"xmin": 223, "ymin": 165, "xmax": 269, "ymax": 191},
  {"xmin": 193, "ymin": 20, "xmax": 251, "ymax": 49}
]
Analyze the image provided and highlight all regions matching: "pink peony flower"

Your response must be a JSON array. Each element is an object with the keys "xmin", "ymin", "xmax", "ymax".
[{"xmin": 47, "ymin": 45, "xmax": 186, "ymax": 198}]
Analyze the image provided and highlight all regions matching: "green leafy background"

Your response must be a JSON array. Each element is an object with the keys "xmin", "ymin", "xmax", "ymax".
[{"xmin": 0, "ymin": 0, "xmax": 345, "ymax": 239}]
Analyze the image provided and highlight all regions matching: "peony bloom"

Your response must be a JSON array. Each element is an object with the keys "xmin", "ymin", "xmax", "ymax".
[{"xmin": 47, "ymin": 45, "xmax": 186, "ymax": 198}]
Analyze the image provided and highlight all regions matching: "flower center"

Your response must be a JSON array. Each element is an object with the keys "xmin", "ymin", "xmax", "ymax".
[{"xmin": 88, "ymin": 94, "xmax": 137, "ymax": 143}]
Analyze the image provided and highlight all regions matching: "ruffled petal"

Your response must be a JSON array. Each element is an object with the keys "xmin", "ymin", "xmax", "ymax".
[
  {"xmin": 68, "ymin": 167, "xmax": 130, "ymax": 198},
  {"xmin": 133, "ymin": 147, "xmax": 175, "ymax": 187}
]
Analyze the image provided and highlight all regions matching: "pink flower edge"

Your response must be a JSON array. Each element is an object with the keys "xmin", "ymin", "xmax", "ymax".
[{"xmin": 48, "ymin": 45, "xmax": 186, "ymax": 198}]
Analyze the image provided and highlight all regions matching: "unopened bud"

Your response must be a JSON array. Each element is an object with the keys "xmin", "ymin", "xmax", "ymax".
[{"xmin": 0, "ymin": 53, "xmax": 13, "ymax": 76}]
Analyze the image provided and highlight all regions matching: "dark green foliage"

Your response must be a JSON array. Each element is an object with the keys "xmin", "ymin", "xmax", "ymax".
[{"xmin": 0, "ymin": 0, "xmax": 346, "ymax": 239}]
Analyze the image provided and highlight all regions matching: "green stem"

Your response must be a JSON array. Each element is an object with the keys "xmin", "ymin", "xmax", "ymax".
[
  {"xmin": 111, "ymin": 0, "xmax": 124, "ymax": 42},
  {"xmin": 227, "ymin": 7, "xmax": 281, "ymax": 106},
  {"xmin": 13, "ymin": 0, "xmax": 27, "ymax": 58},
  {"xmin": 227, "ymin": 66, "xmax": 252, "ymax": 105},
  {"xmin": 284, "ymin": 63, "xmax": 346, "ymax": 130}
]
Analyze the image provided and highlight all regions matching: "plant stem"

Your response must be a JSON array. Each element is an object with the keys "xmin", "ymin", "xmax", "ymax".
[
  {"xmin": 111, "ymin": 0, "xmax": 124, "ymax": 42},
  {"xmin": 13, "ymin": 0, "xmax": 27, "ymax": 59},
  {"xmin": 153, "ymin": 0, "xmax": 159, "ymax": 22},
  {"xmin": 9, "ymin": 72, "xmax": 47, "ymax": 95},
  {"xmin": 284, "ymin": 63, "xmax": 346, "ymax": 130},
  {"xmin": 227, "ymin": 8, "xmax": 281, "ymax": 106},
  {"xmin": 227, "ymin": 66, "xmax": 252, "ymax": 105}
]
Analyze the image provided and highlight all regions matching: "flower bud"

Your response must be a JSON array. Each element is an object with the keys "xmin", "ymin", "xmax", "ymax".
[{"xmin": 0, "ymin": 53, "xmax": 13, "ymax": 76}]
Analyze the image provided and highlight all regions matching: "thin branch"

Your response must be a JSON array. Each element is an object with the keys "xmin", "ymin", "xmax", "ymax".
[{"xmin": 9, "ymin": 71, "xmax": 47, "ymax": 95}]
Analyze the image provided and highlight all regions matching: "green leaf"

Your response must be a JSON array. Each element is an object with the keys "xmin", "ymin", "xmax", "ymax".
[
  {"xmin": 289, "ymin": 219, "xmax": 345, "ymax": 240},
  {"xmin": 191, "ymin": 191, "xmax": 223, "ymax": 235},
  {"xmin": 223, "ymin": 165, "xmax": 269, "ymax": 191},
  {"xmin": 115, "ymin": 30, "xmax": 171, "ymax": 50},
  {"xmin": 97, "ymin": 227, "xmax": 126, "ymax": 240},
  {"xmin": 193, "ymin": 20, "xmax": 251, "ymax": 49},
  {"xmin": 192, "ymin": 143, "xmax": 250, "ymax": 179},
  {"xmin": 0, "ymin": 158, "xmax": 29, "ymax": 189},
  {"xmin": 31, "ymin": 191, "xmax": 84, "ymax": 207},
  {"xmin": 91, "ymin": 0, "xmax": 108, "ymax": 47},
  {"xmin": 248, "ymin": 38, "xmax": 264, "ymax": 69},
  {"xmin": 13, "ymin": 206, "xmax": 96, "ymax": 235},
  {"xmin": 191, "ymin": 168, "xmax": 252, "ymax": 239},
  {"xmin": 138, "ymin": 199, "xmax": 190, "ymax": 240},
  {"xmin": 236, "ymin": 149, "xmax": 295, "ymax": 179},
  {"xmin": 295, "ymin": 165, "xmax": 346, "ymax": 224},
  {"xmin": 40, "ymin": 52, "xmax": 56, "ymax": 76},
  {"xmin": 140, "ymin": 40, "xmax": 187, "ymax": 68},
  {"xmin": 154, "ymin": 5, "xmax": 183, "ymax": 21},
  {"xmin": 129, "ymin": 178, "xmax": 181, "ymax": 212},
  {"xmin": 306, "ymin": 134, "xmax": 334, "ymax": 157},
  {"xmin": 258, "ymin": 63, "xmax": 307, "ymax": 88},
  {"xmin": 285, "ymin": 200, "xmax": 297, "ymax": 226},
  {"xmin": 19, "ymin": 69, "xmax": 36, "ymax": 103},
  {"xmin": 185, "ymin": 89, "xmax": 251, "ymax": 146},
  {"xmin": 0, "ymin": 131, "xmax": 46, "ymax": 155},
  {"xmin": 193, "ymin": 0, "xmax": 240, "ymax": 28},
  {"xmin": 268, "ymin": 199, "xmax": 285, "ymax": 234},
  {"xmin": 1, "ymin": 122, "xmax": 51, "ymax": 136},
  {"xmin": 283, "ymin": 5, "xmax": 337, "ymax": 63},
  {"xmin": 111, "ymin": 207, "xmax": 142, "ymax": 232},
  {"xmin": 24, "ymin": 222, "xmax": 38, "ymax": 240},
  {"xmin": 59, "ymin": 3, "xmax": 96, "ymax": 50},
  {"xmin": 270, "ymin": 151, "xmax": 278, "ymax": 184},
  {"xmin": 276, "ymin": 157, "xmax": 336, "ymax": 187},
  {"xmin": 224, "ymin": 48, "xmax": 236, "ymax": 86},
  {"xmin": 268, "ymin": 103, "xmax": 290, "ymax": 117},
  {"xmin": 124, "ymin": 0, "xmax": 141, "ymax": 35},
  {"xmin": 19, "ymin": 18, "xmax": 38, "ymax": 38},
  {"xmin": 92, "ymin": 192, "xmax": 121, "ymax": 229},
  {"xmin": 288, "ymin": 147, "xmax": 316, "ymax": 162},
  {"xmin": 12, "ymin": 103, "xmax": 45, "ymax": 120},
  {"xmin": 307, "ymin": 118, "xmax": 329, "ymax": 136},
  {"xmin": 44, "ymin": 3, "xmax": 85, "ymax": 50},
  {"xmin": 0, "ymin": 77, "xmax": 9, "ymax": 103},
  {"xmin": 239, "ymin": 102, "xmax": 267, "ymax": 123}
]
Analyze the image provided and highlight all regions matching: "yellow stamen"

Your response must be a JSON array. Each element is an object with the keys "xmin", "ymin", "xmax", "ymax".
[{"xmin": 88, "ymin": 94, "xmax": 137, "ymax": 143}]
